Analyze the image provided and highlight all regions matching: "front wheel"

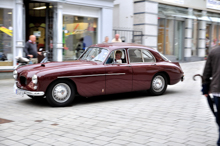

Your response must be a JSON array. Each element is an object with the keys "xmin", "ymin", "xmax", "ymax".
[
  {"xmin": 46, "ymin": 80, "xmax": 75, "ymax": 107},
  {"xmin": 149, "ymin": 73, "xmax": 167, "ymax": 96}
]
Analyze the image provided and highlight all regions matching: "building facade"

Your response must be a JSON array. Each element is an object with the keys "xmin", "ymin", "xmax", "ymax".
[
  {"xmin": 113, "ymin": 0, "xmax": 134, "ymax": 29},
  {"xmin": 0, "ymin": 0, "xmax": 114, "ymax": 69},
  {"xmin": 114, "ymin": 0, "xmax": 220, "ymax": 61}
]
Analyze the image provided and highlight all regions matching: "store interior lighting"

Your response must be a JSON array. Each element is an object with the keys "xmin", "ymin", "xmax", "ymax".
[{"xmin": 33, "ymin": 6, "xmax": 52, "ymax": 10}]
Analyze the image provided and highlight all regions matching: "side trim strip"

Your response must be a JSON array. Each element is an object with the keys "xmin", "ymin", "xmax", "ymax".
[
  {"xmin": 58, "ymin": 73, "xmax": 126, "ymax": 78},
  {"xmin": 106, "ymin": 73, "xmax": 125, "ymax": 76}
]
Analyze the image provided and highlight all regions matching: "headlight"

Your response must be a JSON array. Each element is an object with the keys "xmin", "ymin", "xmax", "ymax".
[
  {"xmin": 13, "ymin": 70, "xmax": 17, "ymax": 79},
  {"xmin": 32, "ymin": 74, "xmax": 38, "ymax": 84}
]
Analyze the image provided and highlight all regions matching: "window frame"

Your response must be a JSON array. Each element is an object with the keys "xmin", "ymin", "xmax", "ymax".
[
  {"xmin": 79, "ymin": 47, "xmax": 109, "ymax": 62},
  {"xmin": 104, "ymin": 48, "xmax": 128, "ymax": 65},
  {"xmin": 141, "ymin": 49, "xmax": 156, "ymax": 63},
  {"xmin": 128, "ymin": 48, "xmax": 156, "ymax": 64}
]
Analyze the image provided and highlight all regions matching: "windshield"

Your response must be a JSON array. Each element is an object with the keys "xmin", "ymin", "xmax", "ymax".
[{"xmin": 80, "ymin": 47, "xmax": 109, "ymax": 62}]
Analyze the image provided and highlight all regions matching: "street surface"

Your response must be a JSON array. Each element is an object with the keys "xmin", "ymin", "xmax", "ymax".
[{"xmin": 0, "ymin": 61, "xmax": 218, "ymax": 146}]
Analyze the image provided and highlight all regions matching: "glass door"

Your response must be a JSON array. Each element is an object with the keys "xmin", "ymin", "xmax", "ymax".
[
  {"xmin": 24, "ymin": 2, "xmax": 53, "ymax": 61},
  {"xmin": 174, "ymin": 20, "xmax": 184, "ymax": 61}
]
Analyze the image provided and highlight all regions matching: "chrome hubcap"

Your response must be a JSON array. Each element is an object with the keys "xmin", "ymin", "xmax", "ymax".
[
  {"xmin": 52, "ymin": 83, "xmax": 71, "ymax": 103},
  {"xmin": 152, "ymin": 75, "xmax": 165, "ymax": 92}
]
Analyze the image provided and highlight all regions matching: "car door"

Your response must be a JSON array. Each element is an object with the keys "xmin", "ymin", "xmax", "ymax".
[
  {"xmin": 105, "ymin": 49, "xmax": 133, "ymax": 95},
  {"xmin": 128, "ymin": 48, "xmax": 158, "ymax": 91}
]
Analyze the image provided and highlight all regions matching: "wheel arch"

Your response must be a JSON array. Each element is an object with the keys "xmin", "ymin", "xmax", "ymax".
[
  {"xmin": 45, "ymin": 78, "xmax": 78, "ymax": 96},
  {"xmin": 155, "ymin": 71, "xmax": 170, "ymax": 85}
]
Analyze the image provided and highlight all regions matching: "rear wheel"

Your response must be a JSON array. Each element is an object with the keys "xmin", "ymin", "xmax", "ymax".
[
  {"xmin": 46, "ymin": 80, "xmax": 75, "ymax": 107},
  {"xmin": 149, "ymin": 73, "xmax": 167, "ymax": 95}
]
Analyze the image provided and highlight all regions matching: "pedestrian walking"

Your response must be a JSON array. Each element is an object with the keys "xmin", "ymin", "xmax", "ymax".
[
  {"xmin": 75, "ymin": 37, "xmax": 86, "ymax": 58},
  {"xmin": 24, "ymin": 35, "xmax": 41, "ymax": 64},
  {"xmin": 112, "ymin": 34, "xmax": 122, "ymax": 42},
  {"xmin": 202, "ymin": 45, "xmax": 220, "ymax": 146}
]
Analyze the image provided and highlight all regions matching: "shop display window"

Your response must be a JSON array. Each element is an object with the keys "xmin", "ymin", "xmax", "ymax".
[
  {"xmin": 165, "ymin": 19, "xmax": 174, "ymax": 55},
  {"xmin": 63, "ymin": 15, "xmax": 98, "ymax": 60},
  {"xmin": 157, "ymin": 18, "xmax": 174, "ymax": 56},
  {"xmin": 0, "ymin": 8, "xmax": 13, "ymax": 66},
  {"xmin": 157, "ymin": 18, "xmax": 165, "ymax": 54},
  {"xmin": 212, "ymin": 24, "xmax": 218, "ymax": 47},
  {"xmin": 192, "ymin": 20, "xmax": 198, "ymax": 56}
]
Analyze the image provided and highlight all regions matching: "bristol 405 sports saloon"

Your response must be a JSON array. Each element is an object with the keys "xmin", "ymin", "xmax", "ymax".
[{"xmin": 14, "ymin": 43, "xmax": 184, "ymax": 107}]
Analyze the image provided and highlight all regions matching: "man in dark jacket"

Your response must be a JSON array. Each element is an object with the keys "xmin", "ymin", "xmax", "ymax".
[
  {"xmin": 24, "ymin": 35, "xmax": 40, "ymax": 64},
  {"xmin": 203, "ymin": 46, "xmax": 220, "ymax": 146}
]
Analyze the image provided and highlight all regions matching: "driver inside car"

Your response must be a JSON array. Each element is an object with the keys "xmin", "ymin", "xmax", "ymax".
[
  {"xmin": 115, "ymin": 50, "xmax": 122, "ymax": 63},
  {"xmin": 106, "ymin": 50, "xmax": 126, "ymax": 64}
]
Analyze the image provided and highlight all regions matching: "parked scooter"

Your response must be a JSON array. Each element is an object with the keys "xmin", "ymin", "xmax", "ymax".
[
  {"xmin": 14, "ymin": 48, "xmax": 50, "ymax": 69},
  {"xmin": 40, "ymin": 49, "xmax": 50, "ymax": 63},
  {"xmin": 14, "ymin": 56, "xmax": 30, "ymax": 69}
]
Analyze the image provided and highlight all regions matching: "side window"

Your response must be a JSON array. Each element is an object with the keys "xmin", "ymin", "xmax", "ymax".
[
  {"xmin": 129, "ymin": 49, "xmax": 143, "ymax": 63},
  {"xmin": 142, "ymin": 49, "xmax": 155, "ymax": 62},
  {"xmin": 106, "ymin": 51, "xmax": 114, "ymax": 64},
  {"xmin": 106, "ymin": 49, "xmax": 127, "ymax": 64}
]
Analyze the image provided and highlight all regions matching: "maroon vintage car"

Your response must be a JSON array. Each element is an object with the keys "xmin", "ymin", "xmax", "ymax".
[{"xmin": 13, "ymin": 43, "xmax": 184, "ymax": 107}]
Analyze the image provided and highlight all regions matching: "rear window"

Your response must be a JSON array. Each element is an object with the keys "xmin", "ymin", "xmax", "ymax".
[
  {"xmin": 128, "ymin": 49, "xmax": 155, "ymax": 63},
  {"xmin": 158, "ymin": 52, "xmax": 170, "ymax": 62}
]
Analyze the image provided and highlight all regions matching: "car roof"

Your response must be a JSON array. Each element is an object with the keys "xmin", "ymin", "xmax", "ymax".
[{"xmin": 90, "ymin": 43, "xmax": 156, "ymax": 52}]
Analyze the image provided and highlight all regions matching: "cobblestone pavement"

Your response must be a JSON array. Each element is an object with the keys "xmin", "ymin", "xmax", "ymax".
[{"xmin": 0, "ymin": 61, "xmax": 218, "ymax": 146}]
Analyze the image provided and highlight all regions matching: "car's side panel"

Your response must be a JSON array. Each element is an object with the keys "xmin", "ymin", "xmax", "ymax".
[
  {"xmin": 131, "ymin": 63, "xmax": 159, "ymax": 91},
  {"xmin": 155, "ymin": 62, "xmax": 183, "ymax": 85},
  {"xmin": 105, "ymin": 64, "xmax": 133, "ymax": 94},
  {"xmin": 37, "ymin": 65, "xmax": 106, "ymax": 97},
  {"xmin": 71, "ymin": 67, "xmax": 106, "ymax": 97}
]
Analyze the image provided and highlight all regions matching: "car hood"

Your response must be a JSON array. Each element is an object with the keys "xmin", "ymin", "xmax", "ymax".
[{"xmin": 17, "ymin": 60, "xmax": 99, "ymax": 78}]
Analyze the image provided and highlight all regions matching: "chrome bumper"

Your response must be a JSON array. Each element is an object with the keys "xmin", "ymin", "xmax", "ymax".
[
  {"xmin": 15, "ymin": 85, "xmax": 44, "ymax": 96},
  {"xmin": 22, "ymin": 89, "xmax": 44, "ymax": 96}
]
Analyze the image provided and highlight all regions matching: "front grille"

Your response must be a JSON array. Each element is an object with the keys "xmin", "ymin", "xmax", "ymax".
[{"xmin": 20, "ymin": 76, "xmax": 27, "ymax": 85}]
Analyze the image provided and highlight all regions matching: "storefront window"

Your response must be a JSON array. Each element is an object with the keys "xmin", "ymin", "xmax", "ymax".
[
  {"xmin": 63, "ymin": 15, "xmax": 98, "ymax": 60},
  {"xmin": 207, "ymin": 13, "xmax": 220, "ymax": 49},
  {"xmin": 212, "ymin": 24, "xmax": 218, "ymax": 47},
  {"xmin": 192, "ymin": 20, "xmax": 198, "ymax": 56},
  {"xmin": 219, "ymin": 27, "xmax": 220, "ymax": 46},
  {"xmin": 0, "ymin": 8, "xmax": 13, "ymax": 66},
  {"xmin": 157, "ymin": 18, "xmax": 165, "ymax": 54},
  {"xmin": 206, "ymin": 24, "xmax": 211, "ymax": 52},
  {"xmin": 165, "ymin": 19, "xmax": 174, "ymax": 55},
  {"xmin": 174, "ymin": 20, "xmax": 184, "ymax": 60}
]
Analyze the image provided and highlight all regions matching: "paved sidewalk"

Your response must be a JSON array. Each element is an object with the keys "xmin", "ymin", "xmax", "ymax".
[{"xmin": 0, "ymin": 61, "xmax": 218, "ymax": 146}]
